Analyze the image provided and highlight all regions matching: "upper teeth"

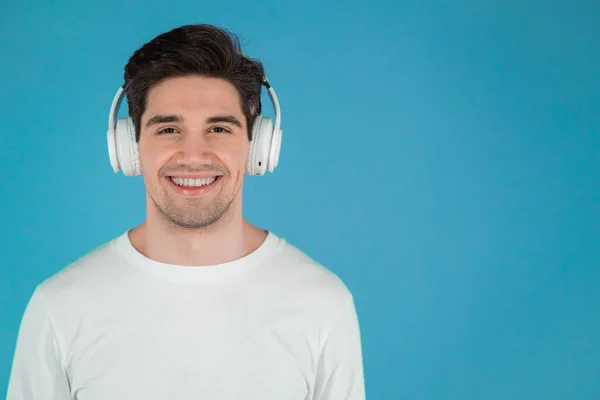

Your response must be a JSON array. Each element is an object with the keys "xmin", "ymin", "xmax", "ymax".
[{"xmin": 171, "ymin": 177, "xmax": 217, "ymax": 187}]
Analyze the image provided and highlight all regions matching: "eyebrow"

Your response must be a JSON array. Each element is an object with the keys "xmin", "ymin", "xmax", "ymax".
[
  {"xmin": 206, "ymin": 115, "xmax": 243, "ymax": 128},
  {"xmin": 145, "ymin": 114, "xmax": 183, "ymax": 128},
  {"xmin": 145, "ymin": 114, "xmax": 243, "ymax": 129}
]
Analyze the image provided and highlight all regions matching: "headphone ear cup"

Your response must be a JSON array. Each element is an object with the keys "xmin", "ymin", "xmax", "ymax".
[
  {"xmin": 268, "ymin": 127, "xmax": 282, "ymax": 173},
  {"xmin": 115, "ymin": 117, "xmax": 141, "ymax": 176},
  {"xmin": 107, "ymin": 124, "xmax": 120, "ymax": 173},
  {"xmin": 247, "ymin": 116, "xmax": 273, "ymax": 176}
]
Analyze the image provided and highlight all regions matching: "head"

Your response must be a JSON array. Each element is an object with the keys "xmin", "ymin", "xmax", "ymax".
[{"xmin": 123, "ymin": 24, "xmax": 265, "ymax": 229}]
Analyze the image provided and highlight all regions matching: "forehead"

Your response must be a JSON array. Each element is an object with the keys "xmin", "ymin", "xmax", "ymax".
[{"xmin": 143, "ymin": 76, "xmax": 243, "ymax": 120}]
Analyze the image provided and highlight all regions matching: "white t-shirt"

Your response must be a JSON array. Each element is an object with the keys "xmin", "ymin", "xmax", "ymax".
[{"xmin": 6, "ymin": 230, "xmax": 365, "ymax": 400}]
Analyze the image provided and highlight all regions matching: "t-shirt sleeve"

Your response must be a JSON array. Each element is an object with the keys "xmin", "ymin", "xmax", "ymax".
[
  {"xmin": 6, "ymin": 287, "xmax": 74, "ymax": 400},
  {"xmin": 313, "ymin": 295, "xmax": 366, "ymax": 400}
]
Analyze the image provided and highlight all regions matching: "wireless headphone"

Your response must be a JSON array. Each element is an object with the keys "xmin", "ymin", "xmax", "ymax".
[{"xmin": 107, "ymin": 76, "xmax": 282, "ymax": 177}]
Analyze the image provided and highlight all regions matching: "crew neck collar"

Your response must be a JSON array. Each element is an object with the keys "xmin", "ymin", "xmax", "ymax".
[{"xmin": 113, "ymin": 230, "xmax": 282, "ymax": 283}]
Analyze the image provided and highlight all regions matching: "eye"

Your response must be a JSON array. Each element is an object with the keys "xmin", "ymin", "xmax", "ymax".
[
  {"xmin": 210, "ymin": 126, "xmax": 231, "ymax": 134},
  {"xmin": 157, "ymin": 127, "xmax": 177, "ymax": 135}
]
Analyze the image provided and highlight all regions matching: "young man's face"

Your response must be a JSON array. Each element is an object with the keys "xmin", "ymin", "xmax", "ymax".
[{"xmin": 138, "ymin": 75, "xmax": 249, "ymax": 229}]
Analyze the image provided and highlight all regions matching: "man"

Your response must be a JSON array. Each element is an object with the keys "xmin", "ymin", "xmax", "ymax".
[{"xmin": 6, "ymin": 24, "xmax": 365, "ymax": 399}]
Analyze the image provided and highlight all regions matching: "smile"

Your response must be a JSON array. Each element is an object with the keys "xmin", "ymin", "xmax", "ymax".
[
  {"xmin": 166, "ymin": 175, "xmax": 222, "ymax": 197},
  {"xmin": 169, "ymin": 176, "xmax": 217, "ymax": 187}
]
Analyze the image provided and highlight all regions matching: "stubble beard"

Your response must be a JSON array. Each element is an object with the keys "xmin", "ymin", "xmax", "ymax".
[{"xmin": 154, "ymin": 193, "xmax": 235, "ymax": 230}]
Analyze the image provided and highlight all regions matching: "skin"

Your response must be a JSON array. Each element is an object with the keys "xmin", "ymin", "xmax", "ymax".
[{"xmin": 127, "ymin": 75, "xmax": 267, "ymax": 266}]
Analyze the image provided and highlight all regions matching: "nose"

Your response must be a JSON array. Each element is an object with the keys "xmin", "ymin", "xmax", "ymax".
[{"xmin": 175, "ymin": 133, "xmax": 214, "ymax": 167}]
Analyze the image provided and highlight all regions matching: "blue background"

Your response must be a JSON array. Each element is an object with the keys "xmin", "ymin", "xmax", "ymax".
[{"xmin": 1, "ymin": 1, "xmax": 599, "ymax": 398}]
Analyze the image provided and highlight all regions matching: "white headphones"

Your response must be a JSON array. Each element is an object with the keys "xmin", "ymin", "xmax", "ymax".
[{"xmin": 107, "ymin": 76, "xmax": 283, "ymax": 176}]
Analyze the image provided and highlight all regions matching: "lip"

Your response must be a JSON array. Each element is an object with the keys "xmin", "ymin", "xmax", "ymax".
[{"xmin": 165, "ymin": 175, "xmax": 222, "ymax": 197}]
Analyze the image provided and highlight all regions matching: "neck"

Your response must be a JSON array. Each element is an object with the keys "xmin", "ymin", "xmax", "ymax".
[{"xmin": 128, "ymin": 198, "xmax": 267, "ymax": 267}]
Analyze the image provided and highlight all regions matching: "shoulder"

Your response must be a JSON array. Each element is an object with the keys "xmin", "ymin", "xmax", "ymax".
[
  {"xmin": 35, "ymin": 232, "xmax": 126, "ymax": 308},
  {"xmin": 261, "ymin": 233, "xmax": 355, "ymax": 315}
]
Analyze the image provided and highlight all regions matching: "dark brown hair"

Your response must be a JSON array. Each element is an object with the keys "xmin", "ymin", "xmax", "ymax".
[{"xmin": 123, "ymin": 24, "xmax": 265, "ymax": 141}]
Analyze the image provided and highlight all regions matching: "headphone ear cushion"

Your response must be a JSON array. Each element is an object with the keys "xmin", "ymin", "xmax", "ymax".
[
  {"xmin": 115, "ymin": 117, "xmax": 141, "ymax": 176},
  {"xmin": 247, "ymin": 116, "xmax": 273, "ymax": 176}
]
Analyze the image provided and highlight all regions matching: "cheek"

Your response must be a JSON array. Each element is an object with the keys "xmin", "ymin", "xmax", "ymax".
[
  {"xmin": 236, "ymin": 144, "xmax": 250, "ymax": 174},
  {"xmin": 217, "ymin": 140, "xmax": 249, "ymax": 171},
  {"xmin": 139, "ymin": 140, "xmax": 169, "ymax": 175}
]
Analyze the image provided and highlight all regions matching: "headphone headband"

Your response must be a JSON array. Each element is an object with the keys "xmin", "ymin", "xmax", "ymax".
[{"xmin": 262, "ymin": 77, "xmax": 281, "ymax": 135}]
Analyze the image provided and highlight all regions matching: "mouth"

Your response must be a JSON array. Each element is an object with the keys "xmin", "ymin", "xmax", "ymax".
[
  {"xmin": 166, "ymin": 175, "xmax": 222, "ymax": 196},
  {"xmin": 169, "ymin": 176, "xmax": 220, "ymax": 187}
]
